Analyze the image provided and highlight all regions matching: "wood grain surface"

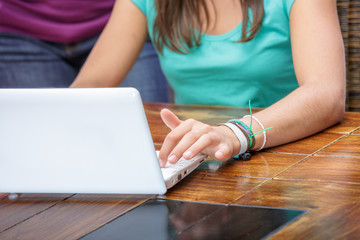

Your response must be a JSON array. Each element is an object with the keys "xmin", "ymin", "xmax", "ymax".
[
  {"xmin": 234, "ymin": 179, "xmax": 360, "ymax": 210},
  {"xmin": 276, "ymin": 155, "xmax": 360, "ymax": 183},
  {"xmin": 1, "ymin": 102, "xmax": 360, "ymax": 239},
  {"xmin": 268, "ymin": 203, "xmax": 360, "ymax": 240},
  {"xmin": 197, "ymin": 152, "xmax": 306, "ymax": 179},
  {"xmin": 315, "ymin": 134, "xmax": 360, "ymax": 157},
  {"xmin": 160, "ymin": 172, "xmax": 266, "ymax": 204},
  {"xmin": 0, "ymin": 195, "xmax": 150, "ymax": 240}
]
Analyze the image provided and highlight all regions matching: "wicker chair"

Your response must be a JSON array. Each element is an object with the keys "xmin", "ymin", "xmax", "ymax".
[{"xmin": 337, "ymin": 0, "xmax": 360, "ymax": 111}]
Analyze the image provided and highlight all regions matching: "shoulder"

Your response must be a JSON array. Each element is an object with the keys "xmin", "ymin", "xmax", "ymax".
[
  {"xmin": 259, "ymin": 0, "xmax": 296, "ymax": 35},
  {"xmin": 130, "ymin": 0, "xmax": 155, "ymax": 16},
  {"xmin": 263, "ymin": 0, "xmax": 296, "ymax": 20}
]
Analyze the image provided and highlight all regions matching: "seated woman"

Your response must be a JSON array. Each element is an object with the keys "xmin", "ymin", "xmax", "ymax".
[{"xmin": 71, "ymin": 0, "xmax": 346, "ymax": 167}]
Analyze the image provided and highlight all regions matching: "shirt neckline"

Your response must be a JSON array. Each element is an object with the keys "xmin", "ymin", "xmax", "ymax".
[{"xmin": 201, "ymin": 22, "xmax": 243, "ymax": 41}]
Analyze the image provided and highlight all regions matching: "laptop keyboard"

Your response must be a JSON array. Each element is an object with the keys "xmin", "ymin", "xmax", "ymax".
[{"xmin": 160, "ymin": 157, "xmax": 196, "ymax": 179}]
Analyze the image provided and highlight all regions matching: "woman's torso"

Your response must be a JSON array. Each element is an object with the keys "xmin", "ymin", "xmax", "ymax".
[{"xmin": 133, "ymin": 0, "xmax": 297, "ymax": 108}]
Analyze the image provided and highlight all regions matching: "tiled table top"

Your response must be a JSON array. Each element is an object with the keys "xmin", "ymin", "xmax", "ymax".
[{"xmin": 1, "ymin": 103, "xmax": 359, "ymax": 240}]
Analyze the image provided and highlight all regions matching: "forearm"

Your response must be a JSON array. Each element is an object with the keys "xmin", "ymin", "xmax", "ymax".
[
  {"xmin": 71, "ymin": 0, "xmax": 148, "ymax": 88},
  {"xmin": 241, "ymin": 0, "xmax": 346, "ymax": 150},
  {"xmin": 241, "ymin": 82, "xmax": 345, "ymax": 150},
  {"xmin": 71, "ymin": 33, "xmax": 147, "ymax": 88}
]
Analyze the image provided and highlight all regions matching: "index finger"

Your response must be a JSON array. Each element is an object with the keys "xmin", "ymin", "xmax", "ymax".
[
  {"xmin": 160, "ymin": 108, "xmax": 182, "ymax": 130},
  {"xmin": 158, "ymin": 120, "xmax": 194, "ymax": 167}
]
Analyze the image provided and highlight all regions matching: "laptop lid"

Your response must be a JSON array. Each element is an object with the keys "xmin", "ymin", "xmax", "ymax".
[{"xmin": 0, "ymin": 88, "xmax": 167, "ymax": 194}]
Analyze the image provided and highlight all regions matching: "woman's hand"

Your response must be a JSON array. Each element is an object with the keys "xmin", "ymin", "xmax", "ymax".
[{"xmin": 158, "ymin": 109, "xmax": 240, "ymax": 167}]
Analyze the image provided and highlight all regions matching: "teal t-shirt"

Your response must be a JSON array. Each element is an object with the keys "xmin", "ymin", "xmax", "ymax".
[{"xmin": 131, "ymin": 0, "xmax": 297, "ymax": 107}]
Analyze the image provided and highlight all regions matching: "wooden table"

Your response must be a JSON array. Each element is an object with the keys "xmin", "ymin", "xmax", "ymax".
[{"xmin": 1, "ymin": 102, "xmax": 359, "ymax": 239}]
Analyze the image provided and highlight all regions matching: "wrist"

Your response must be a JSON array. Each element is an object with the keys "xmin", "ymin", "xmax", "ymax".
[
  {"xmin": 218, "ymin": 123, "xmax": 248, "ymax": 157},
  {"xmin": 218, "ymin": 125, "xmax": 241, "ymax": 157},
  {"xmin": 241, "ymin": 115, "xmax": 268, "ymax": 151}
]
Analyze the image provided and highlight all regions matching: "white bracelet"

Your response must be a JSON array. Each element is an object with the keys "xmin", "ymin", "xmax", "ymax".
[
  {"xmin": 222, "ymin": 122, "xmax": 248, "ymax": 155},
  {"xmin": 243, "ymin": 115, "xmax": 266, "ymax": 151}
]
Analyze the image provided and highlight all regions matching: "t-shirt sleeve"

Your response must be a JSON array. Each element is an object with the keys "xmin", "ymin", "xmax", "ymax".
[
  {"xmin": 283, "ymin": 0, "xmax": 296, "ymax": 18},
  {"xmin": 130, "ymin": 0, "xmax": 147, "ymax": 16}
]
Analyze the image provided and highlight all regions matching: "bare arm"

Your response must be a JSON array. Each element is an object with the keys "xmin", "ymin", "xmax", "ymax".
[
  {"xmin": 241, "ymin": 0, "xmax": 346, "ymax": 149},
  {"xmin": 159, "ymin": 0, "xmax": 346, "ymax": 166},
  {"xmin": 71, "ymin": 0, "xmax": 148, "ymax": 88}
]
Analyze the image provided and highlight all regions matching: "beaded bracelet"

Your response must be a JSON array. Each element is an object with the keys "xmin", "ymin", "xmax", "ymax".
[{"xmin": 227, "ymin": 119, "xmax": 255, "ymax": 149}]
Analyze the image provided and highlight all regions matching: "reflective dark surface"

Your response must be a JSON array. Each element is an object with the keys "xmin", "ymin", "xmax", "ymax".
[{"xmin": 80, "ymin": 199, "xmax": 306, "ymax": 240}]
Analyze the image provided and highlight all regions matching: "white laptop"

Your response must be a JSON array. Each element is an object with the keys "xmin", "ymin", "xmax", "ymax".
[{"xmin": 0, "ymin": 88, "xmax": 206, "ymax": 195}]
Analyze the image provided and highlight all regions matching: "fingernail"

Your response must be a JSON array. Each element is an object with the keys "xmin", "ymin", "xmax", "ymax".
[
  {"xmin": 215, "ymin": 151, "xmax": 224, "ymax": 159},
  {"xmin": 183, "ymin": 150, "xmax": 193, "ymax": 159},
  {"xmin": 159, "ymin": 158, "xmax": 164, "ymax": 167},
  {"xmin": 168, "ymin": 154, "xmax": 178, "ymax": 163}
]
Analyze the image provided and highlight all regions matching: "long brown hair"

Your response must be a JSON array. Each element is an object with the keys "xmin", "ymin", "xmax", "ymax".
[{"xmin": 153, "ymin": 0, "xmax": 265, "ymax": 54}]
